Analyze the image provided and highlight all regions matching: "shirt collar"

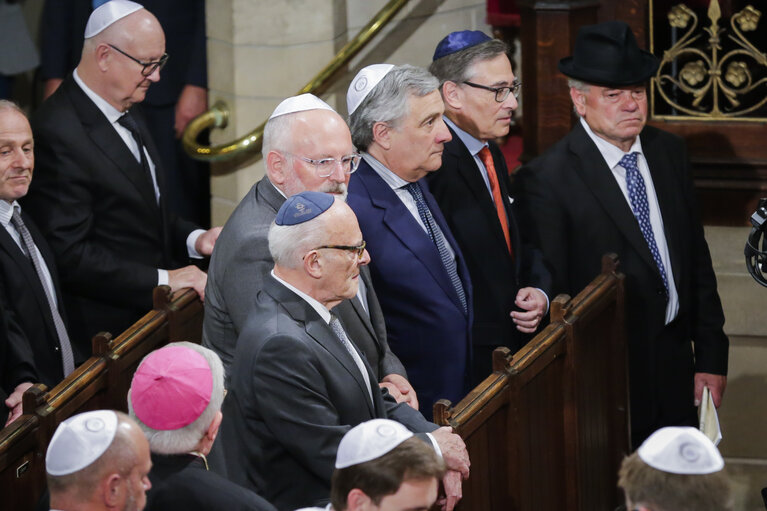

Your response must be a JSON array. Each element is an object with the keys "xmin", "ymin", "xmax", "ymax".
[
  {"xmin": 270, "ymin": 270, "xmax": 331, "ymax": 324},
  {"xmin": 579, "ymin": 117, "xmax": 644, "ymax": 170},
  {"xmin": 73, "ymin": 68, "xmax": 125, "ymax": 124},
  {"xmin": 443, "ymin": 116, "xmax": 487, "ymax": 157},
  {"xmin": 361, "ymin": 153, "xmax": 411, "ymax": 190},
  {"xmin": 0, "ymin": 200, "xmax": 20, "ymax": 229}
]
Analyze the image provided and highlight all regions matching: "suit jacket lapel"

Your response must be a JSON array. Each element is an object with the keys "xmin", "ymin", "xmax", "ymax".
[
  {"xmin": 568, "ymin": 123, "xmax": 659, "ymax": 274},
  {"xmin": 358, "ymin": 163, "xmax": 463, "ymax": 309},
  {"xmin": 63, "ymin": 77, "xmax": 160, "ymax": 213},
  {"xmin": 264, "ymin": 277, "xmax": 376, "ymax": 416},
  {"xmin": 349, "ymin": 266, "xmax": 378, "ymax": 343},
  {"xmin": 0, "ymin": 227, "xmax": 58, "ymax": 338}
]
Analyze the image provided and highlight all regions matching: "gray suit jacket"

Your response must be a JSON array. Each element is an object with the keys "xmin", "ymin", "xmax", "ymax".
[
  {"xmin": 220, "ymin": 275, "xmax": 437, "ymax": 511},
  {"xmin": 202, "ymin": 176, "xmax": 406, "ymax": 383}
]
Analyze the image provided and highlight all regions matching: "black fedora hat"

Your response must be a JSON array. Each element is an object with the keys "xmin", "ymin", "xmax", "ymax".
[{"xmin": 558, "ymin": 21, "xmax": 659, "ymax": 87}]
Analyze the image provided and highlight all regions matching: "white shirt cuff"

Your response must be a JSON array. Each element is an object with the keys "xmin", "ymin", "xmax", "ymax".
[
  {"xmin": 536, "ymin": 288, "xmax": 550, "ymax": 315},
  {"xmin": 158, "ymin": 269, "xmax": 169, "ymax": 286},
  {"xmin": 426, "ymin": 432, "xmax": 443, "ymax": 458},
  {"xmin": 187, "ymin": 229, "xmax": 206, "ymax": 259}
]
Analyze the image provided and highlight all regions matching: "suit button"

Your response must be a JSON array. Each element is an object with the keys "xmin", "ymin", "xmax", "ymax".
[
  {"xmin": 657, "ymin": 289, "xmax": 664, "ymax": 296},
  {"xmin": 54, "ymin": 346, "xmax": 60, "ymax": 352}
]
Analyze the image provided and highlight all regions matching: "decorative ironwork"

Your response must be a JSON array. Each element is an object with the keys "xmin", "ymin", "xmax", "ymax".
[{"xmin": 650, "ymin": 0, "xmax": 767, "ymax": 121}]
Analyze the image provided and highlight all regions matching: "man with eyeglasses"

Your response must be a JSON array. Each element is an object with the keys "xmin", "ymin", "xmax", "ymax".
[
  {"xmin": 221, "ymin": 191, "xmax": 469, "ymax": 511},
  {"xmin": 25, "ymin": 0, "xmax": 222, "ymax": 348},
  {"xmin": 513, "ymin": 21, "xmax": 728, "ymax": 448},
  {"xmin": 427, "ymin": 31, "xmax": 551, "ymax": 385},
  {"xmin": 203, "ymin": 93, "xmax": 418, "ymax": 410}
]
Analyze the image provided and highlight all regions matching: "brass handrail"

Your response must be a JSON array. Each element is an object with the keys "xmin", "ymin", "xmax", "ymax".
[{"xmin": 183, "ymin": 0, "xmax": 411, "ymax": 162}]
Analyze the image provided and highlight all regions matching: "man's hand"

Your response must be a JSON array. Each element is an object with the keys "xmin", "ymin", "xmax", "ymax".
[
  {"xmin": 436, "ymin": 469, "xmax": 463, "ymax": 511},
  {"xmin": 194, "ymin": 227, "xmax": 222, "ymax": 257},
  {"xmin": 4, "ymin": 382, "xmax": 33, "ymax": 426},
  {"xmin": 694, "ymin": 372, "xmax": 727, "ymax": 407},
  {"xmin": 175, "ymin": 85, "xmax": 208, "ymax": 138},
  {"xmin": 511, "ymin": 287, "xmax": 547, "ymax": 333},
  {"xmin": 380, "ymin": 373, "xmax": 419, "ymax": 410},
  {"xmin": 431, "ymin": 426, "xmax": 470, "ymax": 479},
  {"xmin": 168, "ymin": 265, "xmax": 207, "ymax": 301}
]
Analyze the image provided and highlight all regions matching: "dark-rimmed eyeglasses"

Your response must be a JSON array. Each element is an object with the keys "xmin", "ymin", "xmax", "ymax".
[
  {"xmin": 108, "ymin": 44, "xmax": 169, "ymax": 77},
  {"xmin": 313, "ymin": 240, "xmax": 367, "ymax": 260},
  {"xmin": 463, "ymin": 78, "xmax": 522, "ymax": 102},
  {"xmin": 286, "ymin": 152, "xmax": 362, "ymax": 178}
]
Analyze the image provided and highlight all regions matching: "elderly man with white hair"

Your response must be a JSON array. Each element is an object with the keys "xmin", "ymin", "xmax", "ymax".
[
  {"xmin": 128, "ymin": 341, "xmax": 276, "ymax": 511},
  {"xmin": 46, "ymin": 410, "xmax": 152, "ymax": 511},
  {"xmin": 221, "ymin": 191, "xmax": 469, "ymax": 511}
]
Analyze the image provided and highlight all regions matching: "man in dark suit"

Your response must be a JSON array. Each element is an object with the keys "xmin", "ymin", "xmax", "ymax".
[
  {"xmin": 346, "ymin": 64, "xmax": 473, "ymax": 418},
  {"xmin": 0, "ymin": 101, "xmax": 77, "ymax": 425},
  {"xmin": 129, "ymin": 342, "xmax": 276, "ymax": 511},
  {"xmin": 203, "ymin": 94, "xmax": 417, "ymax": 407},
  {"xmin": 25, "ymin": 1, "xmax": 220, "ymax": 347},
  {"xmin": 427, "ymin": 31, "xmax": 550, "ymax": 383},
  {"xmin": 39, "ymin": 0, "xmax": 210, "ymax": 226},
  {"xmin": 221, "ymin": 192, "xmax": 469, "ymax": 511},
  {"xmin": 513, "ymin": 21, "xmax": 728, "ymax": 447}
]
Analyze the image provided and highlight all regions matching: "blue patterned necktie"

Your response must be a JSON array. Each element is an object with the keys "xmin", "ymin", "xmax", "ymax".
[
  {"xmin": 620, "ymin": 152, "xmax": 669, "ymax": 298},
  {"xmin": 404, "ymin": 183, "xmax": 468, "ymax": 314}
]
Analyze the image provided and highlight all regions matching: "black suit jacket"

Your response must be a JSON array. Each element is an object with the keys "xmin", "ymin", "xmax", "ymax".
[
  {"xmin": 221, "ymin": 275, "xmax": 437, "ymax": 511},
  {"xmin": 513, "ymin": 122, "xmax": 728, "ymax": 443},
  {"xmin": 25, "ymin": 75, "xmax": 198, "ymax": 346},
  {"xmin": 144, "ymin": 453, "xmax": 277, "ymax": 511},
  {"xmin": 427, "ymin": 130, "xmax": 551, "ymax": 365},
  {"xmin": 0, "ymin": 275, "xmax": 37, "ymax": 400},
  {"xmin": 0, "ymin": 209, "xmax": 75, "ymax": 389}
]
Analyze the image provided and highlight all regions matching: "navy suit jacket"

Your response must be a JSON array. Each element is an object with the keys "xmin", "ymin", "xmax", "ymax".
[{"xmin": 347, "ymin": 159, "xmax": 473, "ymax": 416}]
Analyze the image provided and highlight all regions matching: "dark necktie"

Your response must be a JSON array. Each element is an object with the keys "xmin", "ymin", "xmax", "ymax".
[
  {"xmin": 329, "ymin": 314, "xmax": 373, "ymax": 405},
  {"xmin": 620, "ymin": 152, "xmax": 669, "ymax": 298},
  {"xmin": 11, "ymin": 210, "xmax": 75, "ymax": 376},
  {"xmin": 117, "ymin": 111, "xmax": 157, "ymax": 201},
  {"xmin": 479, "ymin": 146, "xmax": 513, "ymax": 256},
  {"xmin": 404, "ymin": 182, "xmax": 468, "ymax": 314}
]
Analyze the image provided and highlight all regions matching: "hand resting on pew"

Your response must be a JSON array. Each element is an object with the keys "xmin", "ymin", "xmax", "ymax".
[
  {"xmin": 169, "ymin": 265, "xmax": 208, "ymax": 301},
  {"xmin": 4, "ymin": 381, "xmax": 33, "ymax": 426}
]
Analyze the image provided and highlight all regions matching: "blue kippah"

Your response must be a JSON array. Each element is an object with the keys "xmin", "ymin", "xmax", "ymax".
[
  {"xmin": 275, "ymin": 191, "xmax": 335, "ymax": 226},
  {"xmin": 433, "ymin": 30, "xmax": 492, "ymax": 61}
]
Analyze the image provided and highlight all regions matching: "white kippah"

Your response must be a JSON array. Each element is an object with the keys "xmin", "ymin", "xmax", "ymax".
[
  {"xmin": 335, "ymin": 419, "xmax": 413, "ymax": 469},
  {"xmin": 637, "ymin": 426, "xmax": 724, "ymax": 475},
  {"xmin": 268, "ymin": 93, "xmax": 335, "ymax": 120},
  {"xmin": 346, "ymin": 64, "xmax": 394, "ymax": 115},
  {"xmin": 84, "ymin": 0, "xmax": 143, "ymax": 39},
  {"xmin": 46, "ymin": 410, "xmax": 118, "ymax": 476}
]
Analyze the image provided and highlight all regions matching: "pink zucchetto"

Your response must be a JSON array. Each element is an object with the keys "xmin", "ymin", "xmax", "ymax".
[{"xmin": 130, "ymin": 345, "xmax": 213, "ymax": 431}]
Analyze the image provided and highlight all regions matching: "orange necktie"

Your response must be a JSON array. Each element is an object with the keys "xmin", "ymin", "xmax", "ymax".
[{"xmin": 479, "ymin": 147, "xmax": 513, "ymax": 256}]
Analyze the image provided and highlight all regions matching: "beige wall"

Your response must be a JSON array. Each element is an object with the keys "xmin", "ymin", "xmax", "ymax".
[{"xmin": 205, "ymin": 0, "xmax": 489, "ymax": 225}]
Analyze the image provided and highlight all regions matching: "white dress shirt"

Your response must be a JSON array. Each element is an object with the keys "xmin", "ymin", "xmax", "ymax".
[{"xmin": 580, "ymin": 117, "xmax": 679, "ymax": 324}]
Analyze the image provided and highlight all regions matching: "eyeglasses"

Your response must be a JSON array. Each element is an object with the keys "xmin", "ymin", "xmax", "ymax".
[
  {"xmin": 313, "ymin": 240, "xmax": 367, "ymax": 260},
  {"xmin": 108, "ymin": 44, "xmax": 169, "ymax": 77},
  {"xmin": 287, "ymin": 152, "xmax": 361, "ymax": 178},
  {"xmin": 463, "ymin": 78, "xmax": 522, "ymax": 102}
]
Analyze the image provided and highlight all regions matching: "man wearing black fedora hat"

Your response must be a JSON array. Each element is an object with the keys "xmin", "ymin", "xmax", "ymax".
[{"xmin": 513, "ymin": 20, "xmax": 729, "ymax": 448}]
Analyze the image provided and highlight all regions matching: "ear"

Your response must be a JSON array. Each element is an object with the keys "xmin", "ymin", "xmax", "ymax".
[
  {"xmin": 102, "ymin": 472, "xmax": 123, "ymax": 507},
  {"xmin": 371, "ymin": 121, "xmax": 392, "ymax": 151},
  {"xmin": 346, "ymin": 488, "xmax": 373, "ymax": 510},
  {"xmin": 303, "ymin": 250, "xmax": 323, "ymax": 279},
  {"xmin": 266, "ymin": 150, "xmax": 288, "ymax": 186},
  {"xmin": 570, "ymin": 87, "xmax": 587, "ymax": 117},
  {"xmin": 95, "ymin": 43, "xmax": 112, "ymax": 72},
  {"xmin": 441, "ymin": 81, "xmax": 463, "ymax": 110}
]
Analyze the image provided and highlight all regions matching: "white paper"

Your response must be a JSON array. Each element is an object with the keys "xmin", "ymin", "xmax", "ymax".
[{"xmin": 699, "ymin": 386, "xmax": 722, "ymax": 446}]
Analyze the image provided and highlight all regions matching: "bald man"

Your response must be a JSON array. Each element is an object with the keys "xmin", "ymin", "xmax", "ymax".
[
  {"xmin": 25, "ymin": 0, "xmax": 221, "ymax": 347},
  {"xmin": 203, "ymin": 94, "xmax": 416, "ymax": 407},
  {"xmin": 47, "ymin": 410, "xmax": 152, "ymax": 511}
]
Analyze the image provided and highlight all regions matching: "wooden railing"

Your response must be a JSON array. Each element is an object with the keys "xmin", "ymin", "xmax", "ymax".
[
  {"xmin": 0, "ymin": 287, "xmax": 203, "ymax": 511},
  {"xmin": 433, "ymin": 255, "xmax": 629, "ymax": 511}
]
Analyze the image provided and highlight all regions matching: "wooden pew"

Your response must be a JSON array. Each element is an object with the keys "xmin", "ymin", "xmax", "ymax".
[
  {"xmin": 0, "ymin": 287, "xmax": 203, "ymax": 510},
  {"xmin": 433, "ymin": 255, "xmax": 629, "ymax": 511}
]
